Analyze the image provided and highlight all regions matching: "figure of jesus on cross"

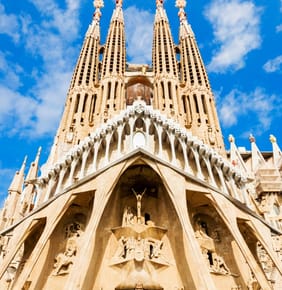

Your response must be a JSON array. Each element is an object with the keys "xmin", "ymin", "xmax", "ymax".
[{"xmin": 132, "ymin": 188, "xmax": 146, "ymax": 224}]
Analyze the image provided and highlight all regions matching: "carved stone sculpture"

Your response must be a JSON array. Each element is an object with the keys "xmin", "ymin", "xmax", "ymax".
[
  {"xmin": 53, "ymin": 221, "xmax": 83, "ymax": 276},
  {"xmin": 53, "ymin": 237, "xmax": 77, "ymax": 276}
]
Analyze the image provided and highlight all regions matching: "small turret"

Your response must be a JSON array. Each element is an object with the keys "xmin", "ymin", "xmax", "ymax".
[
  {"xmin": 2, "ymin": 156, "xmax": 27, "ymax": 227},
  {"xmin": 18, "ymin": 147, "xmax": 41, "ymax": 217}
]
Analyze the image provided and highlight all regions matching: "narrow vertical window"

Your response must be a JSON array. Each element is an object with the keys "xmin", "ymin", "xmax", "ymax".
[
  {"xmin": 107, "ymin": 82, "xmax": 111, "ymax": 100},
  {"xmin": 82, "ymin": 94, "xmax": 88, "ymax": 113},
  {"xmin": 74, "ymin": 94, "xmax": 80, "ymax": 113},
  {"xmin": 194, "ymin": 94, "xmax": 199, "ymax": 114}
]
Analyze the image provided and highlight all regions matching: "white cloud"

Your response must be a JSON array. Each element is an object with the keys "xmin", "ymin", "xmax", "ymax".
[
  {"xmin": 218, "ymin": 88, "xmax": 281, "ymax": 135},
  {"xmin": 0, "ymin": 4, "xmax": 20, "ymax": 42},
  {"xmin": 0, "ymin": 52, "xmax": 23, "ymax": 89},
  {"xmin": 263, "ymin": 55, "xmax": 282, "ymax": 73},
  {"xmin": 276, "ymin": 24, "xmax": 282, "ymax": 33},
  {"xmin": 0, "ymin": 0, "xmax": 83, "ymax": 138},
  {"xmin": 0, "ymin": 86, "xmax": 38, "ymax": 134},
  {"xmin": 204, "ymin": 0, "xmax": 262, "ymax": 73},
  {"xmin": 124, "ymin": 6, "xmax": 154, "ymax": 64}
]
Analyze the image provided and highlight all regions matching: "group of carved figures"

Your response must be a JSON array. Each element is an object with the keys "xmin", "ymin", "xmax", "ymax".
[
  {"xmin": 115, "ymin": 236, "xmax": 164, "ymax": 263},
  {"xmin": 52, "ymin": 221, "xmax": 83, "ymax": 276},
  {"xmin": 194, "ymin": 218, "xmax": 231, "ymax": 275}
]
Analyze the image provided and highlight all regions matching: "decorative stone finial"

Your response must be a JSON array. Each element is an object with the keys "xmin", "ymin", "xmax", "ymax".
[
  {"xmin": 175, "ymin": 0, "xmax": 186, "ymax": 9},
  {"xmin": 249, "ymin": 134, "xmax": 255, "ymax": 143},
  {"xmin": 116, "ymin": 0, "xmax": 123, "ymax": 7},
  {"xmin": 176, "ymin": 0, "xmax": 187, "ymax": 21},
  {"xmin": 93, "ymin": 0, "xmax": 104, "ymax": 9},
  {"xmin": 93, "ymin": 0, "xmax": 104, "ymax": 21},
  {"xmin": 37, "ymin": 146, "xmax": 42, "ymax": 157},
  {"xmin": 270, "ymin": 134, "xmax": 277, "ymax": 144},
  {"xmin": 156, "ymin": 0, "xmax": 164, "ymax": 6},
  {"xmin": 228, "ymin": 134, "xmax": 235, "ymax": 143}
]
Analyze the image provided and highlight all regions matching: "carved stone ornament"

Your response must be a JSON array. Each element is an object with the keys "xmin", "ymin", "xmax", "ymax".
[
  {"xmin": 52, "ymin": 222, "xmax": 83, "ymax": 276},
  {"xmin": 110, "ymin": 188, "xmax": 170, "ymax": 289}
]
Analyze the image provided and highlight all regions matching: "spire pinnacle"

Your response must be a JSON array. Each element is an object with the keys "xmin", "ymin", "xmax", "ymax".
[
  {"xmin": 94, "ymin": 0, "xmax": 104, "ymax": 9},
  {"xmin": 228, "ymin": 134, "xmax": 235, "ymax": 143},
  {"xmin": 8, "ymin": 156, "xmax": 27, "ymax": 194},
  {"xmin": 176, "ymin": 0, "xmax": 186, "ymax": 8},
  {"xmin": 36, "ymin": 146, "xmax": 42, "ymax": 159},
  {"xmin": 25, "ymin": 147, "xmax": 41, "ymax": 183},
  {"xmin": 156, "ymin": 0, "xmax": 164, "ymax": 6},
  {"xmin": 270, "ymin": 134, "xmax": 277, "ymax": 144},
  {"xmin": 249, "ymin": 133, "xmax": 256, "ymax": 143},
  {"xmin": 176, "ymin": 0, "xmax": 187, "ymax": 20},
  {"xmin": 176, "ymin": 0, "xmax": 194, "ymax": 37},
  {"xmin": 93, "ymin": 0, "xmax": 104, "ymax": 21},
  {"xmin": 115, "ymin": 0, "xmax": 123, "ymax": 7}
]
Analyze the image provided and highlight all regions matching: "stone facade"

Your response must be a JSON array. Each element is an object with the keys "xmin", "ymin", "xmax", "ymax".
[{"xmin": 0, "ymin": 1, "xmax": 281, "ymax": 289}]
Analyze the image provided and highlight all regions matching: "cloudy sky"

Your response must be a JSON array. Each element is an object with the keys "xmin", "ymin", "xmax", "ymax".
[{"xmin": 0, "ymin": 0, "xmax": 281, "ymax": 201}]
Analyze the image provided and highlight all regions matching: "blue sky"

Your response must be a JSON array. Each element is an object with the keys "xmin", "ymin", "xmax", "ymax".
[{"xmin": 0, "ymin": 0, "xmax": 281, "ymax": 201}]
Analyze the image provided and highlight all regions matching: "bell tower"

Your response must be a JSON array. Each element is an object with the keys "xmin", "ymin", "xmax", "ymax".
[
  {"xmin": 47, "ymin": 1, "xmax": 104, "ymax": 165},
  {"xmin": 152, "ymin": 0, "xmax": 180, "ymax": 120},
  {"xmin": 176, "ymin": 0, "xmax": 225, "ymax": 154}
]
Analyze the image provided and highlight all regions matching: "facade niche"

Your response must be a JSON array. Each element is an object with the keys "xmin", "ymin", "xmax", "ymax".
[
  {"xmin": 126, "ymin": 80, "xmax": 153, "ymax": 106},
  {"xmin": 187, "ymin": 193, "xmax": 245, "ymax": 289},
  {"xmin": 237, "ymin": 220, "xmax": 276, "ymax": 286},
  {"xmin": 32, "ymin": 192, "xmax": 94, "ymax": 290},
  {"xmin": 4, "ymin": 218, "xmax": 46, "ymax": 288}
]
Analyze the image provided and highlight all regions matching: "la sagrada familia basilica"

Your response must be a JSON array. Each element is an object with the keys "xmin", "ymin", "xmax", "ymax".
[{"xmin": 0, "ymin": 0, "xmax": 282, "ymax": 289}]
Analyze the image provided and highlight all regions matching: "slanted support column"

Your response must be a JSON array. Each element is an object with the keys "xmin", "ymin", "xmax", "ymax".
[
  {"xmin": 55, "ymin": 167, "xmax": 68, "ymax": 195},
  {"xmin": 169, "ymin": 133, "xmax": 177, "ymax": 166},
  {"xmin": 104, "ymin": 131, "xmax": 113, "ymax": 166},
  {"xmin": 67, "ymin": 158, "xmax": 79, "ymax": 187},
  {"xmin": 156, "ymin": 123, "xmax": 163, "ymax": 158},
  {"xmin": 215, "ymin": 166, "xmax": 229, "ymax": 195},
  {"xmin": 79, "ymin": 148, "xmax": 91, "ymax": 180},
  {"xmin": 179, "ymin": 137, "xmax": 192, "ymax": 174},
  {"xmin": 158, "ymin": 165, "xmax": 218, "ymax": 290},
  {"xmin": 116, "ymin": 123, "xmax": 124, "ymax": 156},
  {"xmin": 203, "ymin": 157, "xmax": 216, "ymax": 187},
  {"xmin": 44, "ymin": 177, "xmax": 57, "ymax": 202},
  {"xmin": 34, "ymin": 183, "xmax": 45, "ymax": 208},
  {"xmin": 211, "ymin": 193, "xmax": 273, "ymax": 290},
  {"xmin": 91, "ymin": 140, "xmax": 101, "ymax": 172},
  {"xmin": 191, "ymin": 147, "xmax": 204, "ymax": 180}
]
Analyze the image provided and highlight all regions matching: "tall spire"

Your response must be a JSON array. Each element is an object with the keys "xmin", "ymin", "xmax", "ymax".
[
  {"xmin": 3, "ymin": 156, "xmax": 27, "ymax": 226},
  {"xmin": 98, "ymin": 0, "xmax": 126, "ymax": 122},
  {"xmin": 19, "ymin": 147, "xmax": 41, "ymax": 217},
  {"xmin": 152, "ymin": 0, "xmax": 180, "ymax": 119},
  {"xmin": 70, "ymin": 0, "xmax": 103, "ymax": 88},
  {"xmin": 8, "ymin": 156, "xmax": 27, "ymax": 194},
  {"xmin": 101, "ymin": 0, "xmax": 125, "ymax": 78},
  {"xmin": 176, "ymin": 0, "xmax": 225, "ymax": 154},
  {"xmin": 46, "ymin": 1, "xmax": 104, "ymax": 166}
]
